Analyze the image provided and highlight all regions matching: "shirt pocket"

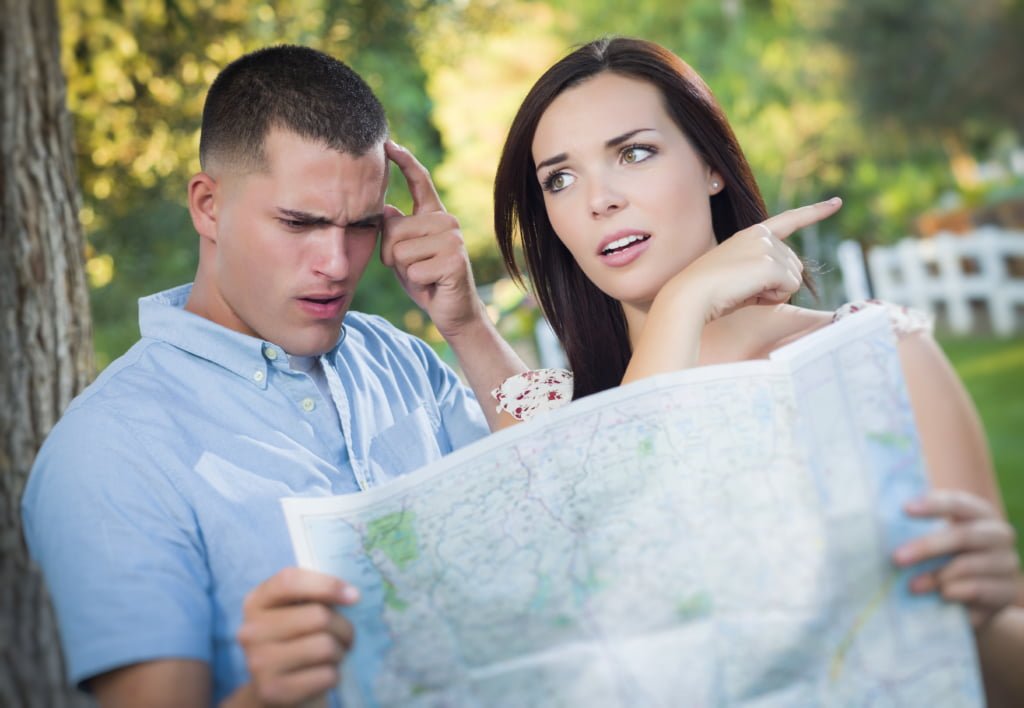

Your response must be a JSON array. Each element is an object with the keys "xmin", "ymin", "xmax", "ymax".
[{"xmin": 368, "ymin": 404, "xmax": 443, "ymax": 485}]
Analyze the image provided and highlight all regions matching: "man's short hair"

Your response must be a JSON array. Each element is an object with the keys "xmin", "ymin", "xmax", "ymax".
[{"xmin": 199, "ymin": 45, "xmax": 388, "ymax": 172}]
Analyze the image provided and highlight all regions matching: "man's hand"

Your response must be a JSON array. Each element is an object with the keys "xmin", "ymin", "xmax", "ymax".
[
  {"xmin": 381, "ymin": 141, "xmax": 486, "ymax": 338},
  {"xmin": 234, "ymin": 567, "xmax": 358, "ymax": 706},
  {"xmin": 380, "ymin": 141, "xmax": 526, "ymax": 430}
]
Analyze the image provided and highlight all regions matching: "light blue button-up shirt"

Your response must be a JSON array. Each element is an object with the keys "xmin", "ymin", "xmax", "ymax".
[{"xmin": 22, "ymin": 284, "xmax": 488, "ymax": 703}]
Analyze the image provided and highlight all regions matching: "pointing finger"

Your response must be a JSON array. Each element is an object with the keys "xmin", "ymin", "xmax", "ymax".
[
  {"xmin": 759, "ymin": 197, "xmax": 842, "ymax": 241},
  {"xmin": 385, "ymin": 140, "xmax": 445, "ymax": 215}
]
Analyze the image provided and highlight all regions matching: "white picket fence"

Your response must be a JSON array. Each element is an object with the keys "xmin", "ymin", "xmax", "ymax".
[{"xmin": 838, "ymin": 227, "xmax": 1024, "ymax": 335}]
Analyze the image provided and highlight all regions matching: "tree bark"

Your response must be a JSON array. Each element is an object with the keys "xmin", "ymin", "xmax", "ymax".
[{"xmin": 1, "ymin": 0, "xmax": 95, "ymax": 704}]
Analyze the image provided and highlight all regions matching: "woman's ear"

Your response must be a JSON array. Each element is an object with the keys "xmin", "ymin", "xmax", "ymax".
[
  {"xmin": 188, "ymin": 172, "xmax": 219, "ymax": 242},
  {"xmin": 708, "ymin": 171, "xmax": 725, "ymax": 195}
]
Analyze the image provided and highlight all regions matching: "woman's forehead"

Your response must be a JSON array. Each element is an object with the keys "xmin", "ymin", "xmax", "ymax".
[{"xmin": 532, "ymin": 74, "xmax": 674, "ymax": 155}]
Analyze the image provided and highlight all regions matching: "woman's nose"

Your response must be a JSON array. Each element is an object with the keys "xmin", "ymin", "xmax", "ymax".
[{"xmin": 588, "ymin": 176, "xmax": 626, "ymax": 217}]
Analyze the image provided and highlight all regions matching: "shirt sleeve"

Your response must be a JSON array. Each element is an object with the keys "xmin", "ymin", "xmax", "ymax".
[
  {"xmin": 21, "ymin": 405, "xmax": 212, "ymax": 688},
  {"xmin": 382, "ymin": 318, "xmax": 489, "ymax": 450}
]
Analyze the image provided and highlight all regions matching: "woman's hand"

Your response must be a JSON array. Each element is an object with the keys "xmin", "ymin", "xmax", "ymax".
[
  {"xmin": 623, "ymin": 197, "xmax": 843, "ymax": 385},
  {"xmin": 894, "ymin": 489, "xmax": 1020, "ymax": 629},
  {"xmin": 659, "ymin": 197, "xmax": 843, "ymax": 324}
]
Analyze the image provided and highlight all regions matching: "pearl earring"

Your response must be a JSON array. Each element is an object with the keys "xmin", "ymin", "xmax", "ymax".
[{"xmin": 711, "ymin": 180, "xmax": 720, "ymax": 190}]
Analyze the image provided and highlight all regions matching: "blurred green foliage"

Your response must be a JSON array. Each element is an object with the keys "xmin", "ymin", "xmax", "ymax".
[{"xmin": 60, "ymin": 0, "xmax": 1024, "ymax": 367}]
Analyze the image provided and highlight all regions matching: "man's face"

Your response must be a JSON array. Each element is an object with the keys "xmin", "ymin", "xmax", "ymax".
[{"xmin": 202, "ymin": 129, "xmax": 387, "ymax": 356}]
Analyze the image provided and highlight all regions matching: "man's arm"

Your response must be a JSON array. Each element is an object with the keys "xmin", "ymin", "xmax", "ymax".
[
  {"xmin": 90, "ymin": 568, "xmax": 355, "ymax": 708},
  {"xmin": 380, "ymin": 141, "xmax": 526, "ymax": 430},
  {"xmin": 90, "ymin": 660, "xmax": 211, "ymax": 708}
]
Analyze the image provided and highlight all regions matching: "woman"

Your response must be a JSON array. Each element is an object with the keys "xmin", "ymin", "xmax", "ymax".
[{"xmin": 492, "ymin": 36, "xmax": 1022, "ymax": 702}]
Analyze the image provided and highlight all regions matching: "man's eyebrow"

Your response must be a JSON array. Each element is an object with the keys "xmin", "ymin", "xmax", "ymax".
[
  {"xmin": 276, "ymin": 208, "xmax": 333, "ymax": 226},
  {"xmin": 275, "ymin": 209, "xmax": 384, "ymax": 228},
  {"xmin": 535, "ymin": 128, "xmax": 656, "ymax": 173}
]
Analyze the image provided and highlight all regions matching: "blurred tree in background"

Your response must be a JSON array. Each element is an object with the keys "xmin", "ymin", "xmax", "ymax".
[
  {"xmin": 58, "ymin": 0, "xmax": 1024, "ymax": 365},
  {"xmin": 3, "ymin": 1, "xmax": 94, "ymax": 703}
]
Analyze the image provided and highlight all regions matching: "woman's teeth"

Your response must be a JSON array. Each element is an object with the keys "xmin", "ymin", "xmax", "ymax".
[{"xmin": 602, "ymin": 233, "xmax": 650, "ymax": 255}]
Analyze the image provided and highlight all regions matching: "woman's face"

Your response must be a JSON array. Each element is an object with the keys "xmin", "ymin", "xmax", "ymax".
[{"xmin": 531, "ymin": 72, "xmax": 723, "ymax": 310}]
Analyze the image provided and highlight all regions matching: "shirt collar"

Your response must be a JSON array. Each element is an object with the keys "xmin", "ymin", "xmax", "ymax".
[{"xmin": 138, "ymin": 284, "xmax": 346, "ymax": 386}]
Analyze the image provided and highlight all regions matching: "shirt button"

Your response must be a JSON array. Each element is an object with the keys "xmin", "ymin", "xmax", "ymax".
[
  {"xmin": 253, "ymin": 370, "xmax": 265, "ymax": 382},
  {"xmin": 301, "ymin": 398, "xmax": 316, "ymax": 412},
  {"xmin": 264, "ymin": 346, "xmax": 278, "ymax": 361}
]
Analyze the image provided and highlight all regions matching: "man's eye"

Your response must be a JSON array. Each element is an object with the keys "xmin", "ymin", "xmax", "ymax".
[{"xmin": 280, "ymin": 219, "xmax": 309, "ymax": 230}]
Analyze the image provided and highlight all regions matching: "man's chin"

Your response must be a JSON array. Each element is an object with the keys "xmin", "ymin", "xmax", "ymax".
[{"xmin": 279, "ymin": 326, "xmax": 345, "ymax": 358}]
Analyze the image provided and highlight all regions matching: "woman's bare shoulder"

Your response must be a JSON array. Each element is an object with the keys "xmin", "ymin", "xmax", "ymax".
[{"xmin": 752, "ymin": 305, "xmax": 835, "ymax": 356}]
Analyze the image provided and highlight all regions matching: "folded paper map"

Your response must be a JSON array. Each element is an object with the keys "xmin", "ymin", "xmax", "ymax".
[{"xmin": 283, "ymin": 307, "xmax": 981, "ymax": 707}]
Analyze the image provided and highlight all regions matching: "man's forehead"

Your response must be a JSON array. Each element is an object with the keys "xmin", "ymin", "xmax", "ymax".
[{"xmin": 264, "ymin": 128, "xmax": 384, "ymax": 163}]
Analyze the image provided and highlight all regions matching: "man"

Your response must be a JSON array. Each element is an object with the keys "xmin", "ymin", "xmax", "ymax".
[{"xmin": 22, "ymin": 45, "xmax": 523, "ymax": 706}]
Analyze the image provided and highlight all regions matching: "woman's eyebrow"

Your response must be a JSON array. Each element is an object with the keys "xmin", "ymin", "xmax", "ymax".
[
  {"xmin": 605, "ymin": 128, "xmax": 655, "ymax": 147},
  {"xmin": 535, "ymin": 128, "xmax": 656, "ymax": 173},
  {"xmin": 536, "ymin": 152, "xmax": 568, "ymax": 172}
]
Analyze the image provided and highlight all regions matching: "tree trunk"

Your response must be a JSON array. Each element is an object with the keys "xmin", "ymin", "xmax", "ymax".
[{"xmin": 1, "ymin": 0, "xmax": 95, "ymax": 704}]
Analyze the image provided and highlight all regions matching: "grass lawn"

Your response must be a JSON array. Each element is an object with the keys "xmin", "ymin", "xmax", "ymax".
[{"xmin": 939, "ymin": 336, "xmax": 1024, "ymax": 561}]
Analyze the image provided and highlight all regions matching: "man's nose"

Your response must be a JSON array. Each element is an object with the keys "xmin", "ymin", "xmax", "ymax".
[{"xmin": 313, "ymin": 227, "xmax": 349, "ymax": 280}]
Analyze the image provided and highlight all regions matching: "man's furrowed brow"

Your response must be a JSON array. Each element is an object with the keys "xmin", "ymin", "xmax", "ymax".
[
  {"xmin": 275, "ymin": 208, "xmax": 384, "ymax": 229},
  {"xmin": 276, "ymin": 208, "xmax": 333, "ymax": 226}
]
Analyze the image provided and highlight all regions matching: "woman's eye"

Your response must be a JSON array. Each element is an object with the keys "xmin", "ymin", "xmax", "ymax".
[
  {"xmin": 622, "ymin": 145, "xmax": 654, "ymax": 164},
  {"xmin": 545, "ymin": 172, "xmax": 575, "ymax": 192}
]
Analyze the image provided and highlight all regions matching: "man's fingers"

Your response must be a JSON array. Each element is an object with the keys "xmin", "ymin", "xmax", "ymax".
[
  {"xmin": 238, "ymin": 602, "xmax": 352, "ymax": 644},
  {"xmin": 252, "ymin": 632, "xmax": 348, "ymax": 676},
  {"xmin": 759, "ymin": 197, "xmax": 842, "ymax": 241},
  {"xmin": 379, "ymin": 204, "xmax": 405, "ymax": 267},
  {"xmin": 244, "ymin": 568, "xmax": 358, "ymax": 614},
  {"xmin": 252, "ymin": 662, "xmax": 340, "ymax": 706},
  {"xmin": 381, "ymin": 210, "xmax": 460, "ymax": 268},
  {"xmin": 385, "ymin": 140, "xmax": 445, "ymax": 215},
  {"xmin": 382, "ymin": 204, "xmax": 404, "ymax": 220}
]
